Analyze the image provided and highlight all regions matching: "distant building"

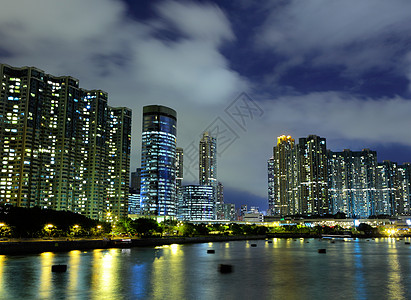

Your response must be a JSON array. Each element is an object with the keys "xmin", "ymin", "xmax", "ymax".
[
  {"xmin": 396, "ymin": 163, "xmax": 411, "ymax": 215},
  {"xmin": 272, "ymin": 135, "xmax": 299, "ymax": 216},
  {"xmin": 222, "ymin": 203, "xmax": 236, "ymax": 221},
  {"xmin": 244, "ymin": 213, "xmax": 264, "ymax": 223},
  {"xmin": 130, "ymin": 168, "xmax": 142, "ymax": 191},
  {"xmin": 179, "ymin": 185, "xmax": 214, "ymax": 221},
  {"xmin": 199, "ymin": 132, "xmax": 217, "ymax": 188},
  {"xmin": 216, "ymin": 181, "xmax": 225, "ymax": 220},
  {"xmin": 176, "ymin": 147, "xmax": 184, "ymax": 189},
  {"xmin": 267, "ymin": 157, "xmax": 275, "ymax": 216},
  {"xmin": 129, "ymin": 168, "xmax": 142, "ymax": 215},
  {"xmin": 376, "ymin": 161, "xmax": 398, "ymax": 216},
  {"xmin": 128, "ymin": 189, "xmax": 140, "ymax": 215},
  {"xmin": 0, "ymin": 63, "xmax": 131, "ymax": 222},
  {"xmin": 140, "ymin": 105, "xmax": 177, "ymax": 217},
  {"xmin": 298, "ymin": 135, "xmax": 328, "ymax": 215},
  {"xmin": 328, "ymin": 149, "xmax": 377, "ymax": 218},
  {"xmin": 269, "ymin": 133, "xmax": 411, "ymax": 218}
]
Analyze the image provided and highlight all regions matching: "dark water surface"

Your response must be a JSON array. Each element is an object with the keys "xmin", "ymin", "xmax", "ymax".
[{"xmin": 1, "ymin": 238, "xmax": 410, "ymax": 299}]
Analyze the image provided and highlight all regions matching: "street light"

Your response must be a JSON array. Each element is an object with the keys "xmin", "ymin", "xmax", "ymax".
[{"xmin": 45, "ymin": 224, "xmax": 54, "ymax": 238}]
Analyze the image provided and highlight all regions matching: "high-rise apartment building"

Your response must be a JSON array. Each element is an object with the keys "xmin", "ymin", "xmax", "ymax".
[
  {"xmin": 298, "ymin": 135, "xmax": 328, "ymax": 215},
  {"xmin": 199, "ymin": 131, "xmax": 217, "ymax": 187},
  {"xmin": 215, "ymin": 181, "xmax": 225, "ymax": 220},
  {"xmin": 267, "ymin": 157, "xmax": 275, "ymax": 216},
  {"xmin": 176, "ymin": 147, "xmax": 184, "ymax": 189},
  {"xmin": 0, "ymin": 64, "xmax": 131, "ymax": 221},
  {"xmin": 269, "ymin": 133, "xmax": 411, "ymax": 218},
  {"xmin": 272, "ymin": 135, "xmax": 299, "ymax": 216},
  {"xmin": 376, "ymin": 161, "xmax": 398, "ymax": 216},
  {"xmin": 396, "ymin": 163, "xmax": 411, "ymax": 215},
  {"xmin": 140, "ymin": 105, "xmax": 177, "ymax": 217},
  {"xmin": 106, "ymin": 107, "xmax": 131, "ymax": 221},
  {"xmin": 328, "ymin": 149, "xmax": 377, "ymax": 218}
]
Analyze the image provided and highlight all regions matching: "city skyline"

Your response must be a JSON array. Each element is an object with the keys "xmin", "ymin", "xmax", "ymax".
[{"xmin": 1, "ymin": 1, "xmax": 411, "ymax": 210}]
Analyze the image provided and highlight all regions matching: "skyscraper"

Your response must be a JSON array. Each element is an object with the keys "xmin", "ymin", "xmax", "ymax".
[
  {"xmin": 376, "ymin": 161, "xmax": 398, "ymax": 216},
  {"xmin": 267, "ymin": 157, "xmax": 275, "ymax": 216},
  {"xmin": 298, "ymin": 135, "xmax": 328, "ymax": 215},
  {"xmin": 176, "ymin": 147, "xmax": 184, "ymax": 189},
  {"xmin": 106, "ymin": 107, "xmax": 131, "ymax": 221},
  {"xmin": 273, "ymin": 135, "xmax": 299, "ymax": 216},
  {"xmin": 0, "ymin": 63, "xmax": 131, "ymax": 221},
  {"xmin": 199, "ymin": 131, "xmax": 217, "ymax": 187},
  {"xmin": 328, "ymin": 149, "xmax": 377, "ymax": 218},
  {"xmin": 216, "ymin": 181, "xmax": 225, "ymax": 220},
  {"xmin": 140, "ymin": 105, "xmax": 177, "ymax": 217}
]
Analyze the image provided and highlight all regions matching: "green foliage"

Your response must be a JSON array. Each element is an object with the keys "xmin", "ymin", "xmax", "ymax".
[
  {"xmin": 130, "ymin": 218, "xmax": 161, "ymax": 236},
  {"xmin": 0, "ymin": 205, "xmax": 108, "ymax": 238}
]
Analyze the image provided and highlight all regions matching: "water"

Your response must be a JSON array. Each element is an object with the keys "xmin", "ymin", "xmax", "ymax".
[{"xmin": 0, "ymin": 238, "xmax": 411, "ymax": 299}]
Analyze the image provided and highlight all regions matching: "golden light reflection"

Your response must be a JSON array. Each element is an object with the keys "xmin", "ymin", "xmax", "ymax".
[
  {"xmin": 152, "ymin": 244, "xmax": 184, "ymax": 299},
  {"xmin": 387, "ymin": 248, "xmax": 405, "ymax": 299},
  {"xmin": 39, "ymin": 252, "xmax": 54, "ymax": 299},
  {"xmin": 68, "ymin": 250, "xmax": 81, "ymax": 293},
  {"xmin": 170, "ymin": 244, "xmax": 179, "ymax": 255},
  {"xmin": 208, "ymin": 242, "xmax": 213, "ymax": 247},
  {"xmin": 91, "ymin": 249, "xmax": 118, "ymax": 300},
  {"xmin": 225, "ymin": 242, "xmax": 230, "ymax": 248},
  {"xmin": 0, "ymin": 255, "xmax": 5, "ymax": 294}
]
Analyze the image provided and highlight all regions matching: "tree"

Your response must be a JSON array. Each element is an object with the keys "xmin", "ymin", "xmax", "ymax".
[{"xmin": 131, "ymin": 218, "xmax": 161, "ymax": 236}]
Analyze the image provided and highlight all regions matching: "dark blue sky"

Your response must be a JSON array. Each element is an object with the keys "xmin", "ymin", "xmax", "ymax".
[{"xmin": 1, "ymin": 0, "xmax": 411, "ymax": 211}]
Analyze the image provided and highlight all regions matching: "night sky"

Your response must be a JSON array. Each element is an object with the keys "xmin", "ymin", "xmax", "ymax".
[{"xmin": 1, "ymin": 0, "xmax": 411, "ymax": 211}]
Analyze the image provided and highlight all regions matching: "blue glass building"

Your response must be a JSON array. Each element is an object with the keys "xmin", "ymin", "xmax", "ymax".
[{"xmin": 140, "ymin": 105, "xmax": 177, "ymax": 216}]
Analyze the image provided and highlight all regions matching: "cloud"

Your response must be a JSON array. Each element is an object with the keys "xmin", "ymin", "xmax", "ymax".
[
  {"xmin": 0, "ymin": 0, "xmax": 248, "ymax": 185},
  {"xmin": 154, "ymin": 1, "xmax": 234, "ymax": 46},
  {"xmin": 257, "ymin": 0, "xmax": 411, "ymax": 77}
]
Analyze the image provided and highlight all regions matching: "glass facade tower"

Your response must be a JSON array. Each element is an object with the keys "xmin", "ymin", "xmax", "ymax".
[{"xmin": 140, "ymin": 105, "xmax": 177, "ymax": 216}]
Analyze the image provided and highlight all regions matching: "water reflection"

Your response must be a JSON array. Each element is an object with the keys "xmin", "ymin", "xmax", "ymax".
[
  {"xmin": 67, "ymin": 250, "xmax": 81, "ymax": 298},
  {"xmin": 0, "ymin": 239, "xmax": 411, "ymax": 299},
  {"xmin": 39, "ymin": 252, "xmax": 54, "ymax": 299},
  {"xmin": 91, "ymin": 249, "xmax": 119, "ymax": 300},
  {"xmin": 387, "ymin": 248, "xmax": 405, "ymax": 299},
  {"xmin": 0, "ymin": 255, "xmax": 5, "ymax": 299},
  {"xmin": 151, "ymin": 244, "xmax": 185, "ymax": 299}
]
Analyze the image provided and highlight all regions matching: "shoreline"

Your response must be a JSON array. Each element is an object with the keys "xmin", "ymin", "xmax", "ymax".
[
  {"xmin": 0, "ymin": 235, "xmax": 267, "ymax": 255},
  {"xmin": 0, "ymin": 233, "xmax": 402, "ymax": 255}
]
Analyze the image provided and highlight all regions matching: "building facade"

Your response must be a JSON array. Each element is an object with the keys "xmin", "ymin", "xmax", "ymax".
[
  {"xmin": 140, "ymin": 105, "xmax": 177, "ymax": 217},
  {"xmin": 328, "ymin": 149, "xmax": 377, "ymax": 218},
  {"xmin": 178, "ymin": 185, "xmax": 214, "ymax": 221},
  {"xmin": 298, "ymin": 135, "xmax": 328, "ymax": 215},
  {"xmin": 271, "ymin": 135, "xmax": 299, "ymax": 216},
  {"xmin": 199, "ymin": 131, "xmax": 217, "ymax": 187},
  {"xmin": 0, "ymin": 64, "xmax": 131, "ymax": 221}
]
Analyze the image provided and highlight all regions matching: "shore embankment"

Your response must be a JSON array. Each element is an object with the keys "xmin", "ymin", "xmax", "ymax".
[{"xmin": 0, "ymin": 235, "xmax": 267, "ymax": 255}]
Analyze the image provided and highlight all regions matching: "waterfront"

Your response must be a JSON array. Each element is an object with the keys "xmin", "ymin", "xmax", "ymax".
[{"xmin": 0, "ymin": 238, "xmax": 410, "ymax": 299}]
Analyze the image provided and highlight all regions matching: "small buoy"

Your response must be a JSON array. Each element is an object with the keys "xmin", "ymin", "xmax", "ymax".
[
  {"xmin": 52, "ymin": 265, "xmax": 67, "ymax": 272},
  {"xmin": 207, "ymin": 249, "xmax": 215, "ymax": 254},
  {"xmin": 219, "ymin": 264, "xmax": 233, "ymax": 273},
  {"xmin": 250, "ymin": 244, "xmax": 257, "ymax": 247},
  {"xmin": 405, "ymin": 242, "xmax": 410, "ymax": 245},
  {"xmin": 318, "ymin": 249, "xmax": 326, "ymax": 254},
  {"xmin": 330, "ymin": 240, "xmax": 335, "ymax": 244},
  {"xmin": 267, "ymin": 241, "xmax": 273, "ymax": 244}
]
